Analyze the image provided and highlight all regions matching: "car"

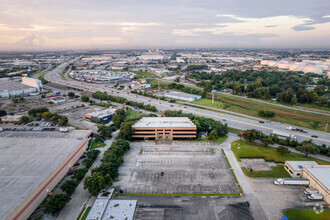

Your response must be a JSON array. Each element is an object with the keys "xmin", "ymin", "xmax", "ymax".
[
  {"xmin": 160, "ymin": 171, "xmax": 164, "ymax": 176},
  {"xmin": 73, "ymin": 162, "xmax": 80, "ymax": 166},
  {"xmin": 67, "ymin": 170, "xmax": 75, "ymax": 176},
  {"xmin": 311, "ymin": 135, "xmax": 318, "ymax": 138},
  {"xmin": 223, "ymin": 119, "xmax": 227, "ymax": 121},
  {"xmin": 259, "ymin": 121, "xmax": 264, "ymax": 123}
]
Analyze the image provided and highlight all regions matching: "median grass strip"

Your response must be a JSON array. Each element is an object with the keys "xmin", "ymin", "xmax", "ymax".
[
  {"xmin": 242, "ymin": 165, "xmax": 291, "ymax": 178},
  {"xmin": 76, "ymin": 207, "xmax": 86, "ymax": 220},
  {"xmin": 221, "ymin": 149, "xmax": 243, "ymax": 195},
  {"xmin": 285, "ymin": 208, "xmax": 330, "ymax": 220},
  {"xmin": 231, "ymin": 140, "xmax": 330, "ymax": 165},
  {"xmin": 80, "ymin": 206, "xmax": 91, "ymax": 220},
  {"xmin": 120, "ymin": 193, "xmax": 240, "ymax": 197},
  {"xmin": 207, "ymin": 93, "xmax": 329, "ymax": 132}
]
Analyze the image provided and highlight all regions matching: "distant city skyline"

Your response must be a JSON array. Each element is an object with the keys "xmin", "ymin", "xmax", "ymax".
[{"xmin": 1, "ymin": 0, "xmax": 330, "ymax": 50}]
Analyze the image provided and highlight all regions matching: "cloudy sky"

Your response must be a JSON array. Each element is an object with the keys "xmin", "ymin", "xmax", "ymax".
[{"xmin": 1, "ymin": 0, "xmax": 330, "ymax": 50}]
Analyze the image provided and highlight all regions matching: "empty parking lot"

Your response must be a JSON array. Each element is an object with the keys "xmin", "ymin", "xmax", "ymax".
[{"xmin": 115, "ymin": 141, "xmax": 240, "ymax": 195}]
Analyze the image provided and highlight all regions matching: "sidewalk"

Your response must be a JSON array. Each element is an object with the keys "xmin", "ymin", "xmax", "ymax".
[{"xmin": 45, "ymin": 131, "xmax": 119, "ymax": 220}]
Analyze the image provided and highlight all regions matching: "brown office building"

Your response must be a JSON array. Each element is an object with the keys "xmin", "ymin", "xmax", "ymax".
[{"xmin": 132, "ymin": 117, "xmax": 196, "ymax": 140}]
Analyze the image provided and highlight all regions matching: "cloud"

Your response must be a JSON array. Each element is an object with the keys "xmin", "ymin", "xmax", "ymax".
[
  {"xmin": 292, "ymin": 25, "xmax": 315, "ymax": 31},
  {"xmin": 264, "ymin": 25, "xmax": 277, "ymax": 28},
  {"xmin": 14, "ymin": 33, "xmax": 45, "ymax": 47}
]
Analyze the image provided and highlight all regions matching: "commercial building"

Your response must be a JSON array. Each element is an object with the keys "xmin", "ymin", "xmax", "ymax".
[
  {"xmin": 21, "ymin": 77, "xmax": 43, "ymax": 92},
  {"xmin": 132, "ymin": 117, "xmax": 196, "ymax": 141},
  {"xmin": 284, "ymin": 161, "xmax": 318, "ymax": 178},
  {"xmin": 164, "ymin": 91, "xmax": 202, "ymax": 102},
  {"xmin": 85, "ymin": 108, "xmax": 116, "ymax": 124},
  {"xmin": 0, "ymin": 130, "xmax": 92, "ymax": 220},
  {"xmin": 50, "ymin": 97, "xmax": 67, "ymax": 104},
  {"xmin": 0, "ymin": 115, "xmax": 23, "ymax": 122},
  {"xmin": 0, "ymin": 78, "xmax": 37, "ymax": 98},
  {"xmin": 302, "ymin": 165, "xmax": 330, "ymax": 204},
  {"xmin": 86, "ymin": 189, "xmax": 137, "ymax": 220}
]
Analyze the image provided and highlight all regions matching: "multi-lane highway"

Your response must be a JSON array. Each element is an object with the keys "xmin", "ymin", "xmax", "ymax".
[{"xmin": 44, "ymin": 62, "xmax": 330, "ymax": 146}]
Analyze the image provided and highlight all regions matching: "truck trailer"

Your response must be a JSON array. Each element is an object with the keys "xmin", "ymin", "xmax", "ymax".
[
  {"xmin": 274, "ymin": 178, "xmax": 309, "ymax": 185},
  {"xmin": 271, "ymin": 130, "xmax": 296, "ymax": 140}
]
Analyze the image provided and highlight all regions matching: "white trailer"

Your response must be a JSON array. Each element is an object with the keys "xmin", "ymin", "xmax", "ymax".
[
  {"xmin": 308, "ymin": 193, "xmax": 324, "ymax": 200},
  {"xmin": 59, "ymin": 127, "xmax": 69, "ymax": 132},
  {"xmin": 272, "ymin": 130, "xmax": 296, "ymax": 140},
  {"xmin": 274, "ymin": 178, "xmax": 309, "ymax": 185}
]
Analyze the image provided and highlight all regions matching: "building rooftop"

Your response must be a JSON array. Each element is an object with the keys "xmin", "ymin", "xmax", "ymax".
[
  {"xmin": 286, "ymin": 161, "xmax": 318, "ymax": 171},
  {"xmin": 0, "ymin": 130, "xmax": 91, "ymax": 220},
  {"xmin": 164, "ymin": 91, "xmax": 202, "ymax": 99},
  {"xmin": 0, "ymin": 78, "xmax": 34, "ymax": 92},
  {"xmin": 132, "ymin": 117, "xmax": 196, "ymax": 128},
  {"xmin": 102, "ymin": 200, "xmax": 137, "ymax": 220},
  {"xmin": 86, "ymin": 189, "xmax": 115, "ymax": 220},
  {"xmin": 304, "ymin": 165, "xmax": 330, "ymax": 190}
]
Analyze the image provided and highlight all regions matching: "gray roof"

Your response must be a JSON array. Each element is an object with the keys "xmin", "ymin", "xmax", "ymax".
[
  {"xmin": 102, "ymin": 200, "xmax": 137, "ymax": 220},
  {"xmin": 86, "ymin": 189, "xmax": 115, "ymax": 220},
  {"xmin": 132, "ymin": 117, "xmax": 196, "ymax": 128},
  {"xmin": 0, "ymin": 78, "xmax": 34, "ymax": 92},
  {"xmin": 304, "ymin": 165, "xmax": 330, "ymax": 191},
  {"xmin": 286, "ymin": 161, "xmax": 318, "ymax": 171},
  {"xmin": 0, "ymin": 130, "xmax": 91, "ymax": 220}
]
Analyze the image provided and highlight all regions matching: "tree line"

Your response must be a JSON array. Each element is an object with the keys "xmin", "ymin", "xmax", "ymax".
[
  {"xmin": 92, "ymin": 91, "xmax": 157, "ymax": 112},
  {"xmin": 242, "ymin": 129, "xmax": 329, "ymax": 156},
  {"xmin": 188, "ymin": 70, "xmax": 329, "ymax": 107}
]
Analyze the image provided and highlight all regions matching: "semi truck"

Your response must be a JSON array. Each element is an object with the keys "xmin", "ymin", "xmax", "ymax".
[
  {"xmin": 271, "ymin": 130, "xmax": 296, "ymax": 140},
  {"xmin": 304, "ymin": 188, "xmax": 318, "ymax": 195},
  {"xmin": 274, "ymin": 178, "xmax": 309, "ymax": 185},
  {"xmin": 308, "ymin": 193, "xmax": 324, "ymax": 200}
]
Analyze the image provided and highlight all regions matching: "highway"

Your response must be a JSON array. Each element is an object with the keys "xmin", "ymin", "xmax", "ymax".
[{"xmin": 44, "ymin": 63, "xmax": 330, "ymax": 146}]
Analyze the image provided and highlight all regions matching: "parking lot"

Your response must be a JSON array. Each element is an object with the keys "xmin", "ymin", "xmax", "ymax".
[{"xmin": 115, "ymin": 141, "xmax": 240, "ymax": 195}]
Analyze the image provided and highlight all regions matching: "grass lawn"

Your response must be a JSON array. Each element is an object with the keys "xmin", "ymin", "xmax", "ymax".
[
  {"xmin": 198, "ymin": 135, "xmax": 228, "ymax": 144},
  {"xmin": 242, "ymin": 165, "xmax": 291, "ymax": 178},
  {"xmin": 228, "ymin": 127, "xmax": 241, "ymax": 134},
  {"xmin": 76, "ymin": 207, "xmax": 86, "ymax": 220},
  {"xmin": 194, "ymin": 95, "xmax": 329, "ymax": 132},
  {"xmin": 285, "ymin": 209, "xmax": 330, "ymax": 220},
  {"xmin": 81, "ymin": 206, "xmax": 91, "ymax": 220},
  {"xmin": 90, "ymin": 139, "xmax": 106, "ymax": 149},
  {"xmin": 125, "ymin": 109, "xmax": 146, "ymax": 121},
  {"xmin": 231, "ymin": 140, "xmax": 330, "ymax": 165},
  {"xmin": 132, "ymin": 70, "xmax": 157, "ymax": 79}
]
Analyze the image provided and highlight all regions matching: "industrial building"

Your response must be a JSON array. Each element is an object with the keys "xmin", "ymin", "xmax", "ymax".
[
  {"xmin": 164, "ymin": 91, "xmax": 202, "ymax": 102},
  {"xmin": 21, "ymin": 77, "xmax": 43, "ymax": 92},
  {"xmin": 284, "ymin": 161, "xmax": 318, "ymax": 178},
  {"xmin": 0, "ymin": 78, "xmax": 38, "ymax": 98},
  {"xmin": 86, "ymin": 189, "xmax": 137, "ymax": 220},
  {"xmin": 0, "ymin": 115, "xmax": 23, "ymax": 122},
  {"xmin": 0, "ymin": 130, "xmax": 92, "ymax": 220},
  {"xmin": 132, "ymin": 117, "xmax": 196, "ymax": 141},
  {"xmin": 50, "ymin": 97, "xmax": 67, "ymax": 104},
  {"xmin": 302, "ymin": 165, "xmax": 330, "ymax": 204},
  {"xmin": 85, "ymin": 108, "xmax": 116, "ymax": 124}
]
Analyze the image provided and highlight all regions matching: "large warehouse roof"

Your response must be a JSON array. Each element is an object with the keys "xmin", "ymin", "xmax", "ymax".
[
  {"xmin": 0, "ymin": 78, "xmax": 34, "ymax": 92},
  {"xmin": 304, "ymin": 165, "xmax": 330, "ymax": 190},
  {"xmin": 286, "ymin": 161, "xmax": 318, "ymax": 171},
  {"xmin": 0, "ymin": 130, "xmax": 91, "ymax": 220},
  {"xmin": 132, "ymin": 117, "xmax": 196, "ymax": 128}
]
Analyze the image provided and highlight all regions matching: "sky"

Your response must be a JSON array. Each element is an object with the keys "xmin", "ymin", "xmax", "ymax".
[{"xmin": 0, "ymin": 0, "xmax": 330, "ymax": 50}]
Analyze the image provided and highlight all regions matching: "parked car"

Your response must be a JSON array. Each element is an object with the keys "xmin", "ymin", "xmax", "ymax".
[
  {"xmin": 67, "ymin": 170, "xmax": 75, "ymax": 176},
  {"xmin": 73, "ymin": 162, "xmax": 80, "ymax": 166}
]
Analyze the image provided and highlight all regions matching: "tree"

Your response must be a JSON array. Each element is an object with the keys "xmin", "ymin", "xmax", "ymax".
[
  {"xmin": 84, "ymin": 172, "xmax": 112, "ymax": 196},
  {"xmin": 310, "ymin": 121, "xmax": 320, "ymax": 130},
  {"xmin": 41, "ymin": 111, "xmax": 52, "ymax": 120},
  {"xmin": 97, "ymin": 125, "xmax": 114, "ymax": 138},
  {"xmin": 68, "ymin": 92, "xmax": 75, "ymax": 98},
  {"xmin": 260, "ymin": 135, "xmax": 274, "ymax": 147},
  {"xmin": 118, "ymin": 122, "xmax": 133, "ymax": 141},
  {"xmin": 0, "ymin": 110, "xmax": 7, "ymax": 117},
  {"xmin": 83, "ymin": 158, "xmax": 94, "ymax": 168},
  {"xmin": 60, "ymin": 180, "xmax": 78, "ymax": 195},
  {"xmin": 72, "ymin": 168, "xmax": 88, "ymax": 181},
  {"xmin": 276, "ymin": 146, "xmax": 290, "ymax": 155},
  {"xmin": 81, "ymin": 95, "xmax": 89, "ymax": 102},
  {"xmin": 20, "ymin": 116, "xmax": 30, "ymax": 123},
  {"xmin": 209, "ymin": 129, "xmax": 219, "ymax": 140},
  {"xmin": 87, "ymin": 149, "xmax": 100, "ymax": 160},
  {"xmin": 296, "ymin": 142, "xmax": 317, "ymax": 157},
  {"xmin": 44, "ymin": 194, "xmax": 71, "ymax": 215}
]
